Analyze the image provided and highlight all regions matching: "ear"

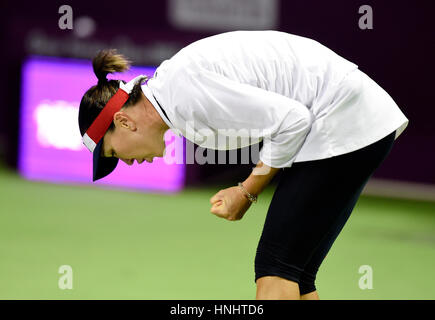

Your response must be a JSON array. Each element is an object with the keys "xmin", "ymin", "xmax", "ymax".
[{"xmin": 113, "ymin": 111, "xmax": 137, "ymax": 131}]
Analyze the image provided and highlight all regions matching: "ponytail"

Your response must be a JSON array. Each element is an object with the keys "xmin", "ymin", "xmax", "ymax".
[
  {"xmin": 92, "ymin": 49, "xmax": 131, "ymax": 84},
  {"xmin": 78, "ymin": 50, "xmax": 148, "ymax": 137}
]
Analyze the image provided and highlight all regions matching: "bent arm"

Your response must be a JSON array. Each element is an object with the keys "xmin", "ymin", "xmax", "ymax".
[
  {"xmin": 173, "ymin": 66, "xmax": 314, "ymax": 195},
  {"xmin": 241, "ymin": 160, "xmax": 281, "ymax": 198}
]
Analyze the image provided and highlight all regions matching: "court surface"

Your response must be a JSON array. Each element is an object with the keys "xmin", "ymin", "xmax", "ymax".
[{"xmin": 0, "ymin": 164, "xmax": 434, "ymax": 299}]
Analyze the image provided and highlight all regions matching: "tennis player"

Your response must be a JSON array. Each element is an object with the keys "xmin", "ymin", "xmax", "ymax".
[{"xmin": 77, "ymin": 30, "xmax": 409, "ymax": 300}]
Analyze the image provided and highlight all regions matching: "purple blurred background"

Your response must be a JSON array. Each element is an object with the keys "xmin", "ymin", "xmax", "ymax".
[
  {"xmin": 19, "ymin": 56, "xmax": 185, "ymax": 192},
  {"xmin": 1, "ymin": 0, "xmax": 434, "ymax": 187}
]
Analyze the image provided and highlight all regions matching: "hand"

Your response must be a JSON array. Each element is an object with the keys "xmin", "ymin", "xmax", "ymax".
[{"xmin": 209, "ymin": 186, "xmax": 253, "ymax": 221}]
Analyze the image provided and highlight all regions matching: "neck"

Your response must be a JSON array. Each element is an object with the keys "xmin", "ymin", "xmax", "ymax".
[{"xmin": 142, "ymin": 94, "xmax": 169, "ymax": 135}]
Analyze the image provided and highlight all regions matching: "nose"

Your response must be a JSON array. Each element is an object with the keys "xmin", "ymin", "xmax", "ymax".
[{"xmin": 121, "ymin": 158, "xmax": 134, "ymax": 166}]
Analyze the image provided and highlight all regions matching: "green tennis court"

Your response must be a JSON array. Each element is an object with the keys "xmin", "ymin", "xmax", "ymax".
[{"xmin": 1, "ymin": 163, "xmax": 434, "ymax": 299}]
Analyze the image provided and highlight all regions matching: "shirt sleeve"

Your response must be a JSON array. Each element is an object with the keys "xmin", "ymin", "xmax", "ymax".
[{"xmin": 171, "ymin": 67, "xmax": 314, "ymax": 168}]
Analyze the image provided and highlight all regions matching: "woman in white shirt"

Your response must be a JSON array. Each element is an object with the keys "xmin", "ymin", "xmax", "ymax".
[{"xmin": 78, "ymin": 31, "xmax": 409, "ymax": 300}]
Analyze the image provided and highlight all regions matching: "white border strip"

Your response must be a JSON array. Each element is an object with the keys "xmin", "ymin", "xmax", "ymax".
[
  {"xmin": 82, "ymin": 133, "xmax": 96, "ymax": 152},
  {"xmin": 119, "ymin": 75, "xmax": 146, "ymax": 94}
]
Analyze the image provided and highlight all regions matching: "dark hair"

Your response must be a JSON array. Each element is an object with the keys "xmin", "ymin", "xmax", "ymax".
[{"xmin": 78, "ymin": 49, "xmax": 148, "ymax": 137}]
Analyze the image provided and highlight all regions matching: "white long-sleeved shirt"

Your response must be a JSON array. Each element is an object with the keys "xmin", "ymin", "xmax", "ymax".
[{"xmin": 142, "ymin": 30, "xmax": 409, "ymax": 168}]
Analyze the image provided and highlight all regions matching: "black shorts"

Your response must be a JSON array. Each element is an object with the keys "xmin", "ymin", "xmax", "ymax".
[{"xmin": 254, "ymin": 131, "xmax": 396, "ymax": 295}]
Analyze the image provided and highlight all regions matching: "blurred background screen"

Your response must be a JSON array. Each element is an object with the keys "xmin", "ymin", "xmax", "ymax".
[{"xmin": 19, "ymin": 56, "xmax": 185, "ymax": 192}]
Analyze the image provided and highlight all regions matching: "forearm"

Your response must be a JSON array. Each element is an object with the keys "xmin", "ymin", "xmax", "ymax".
[{"xmin": 241, "ymin": 160, "xmax": 281, "ymax": 197}]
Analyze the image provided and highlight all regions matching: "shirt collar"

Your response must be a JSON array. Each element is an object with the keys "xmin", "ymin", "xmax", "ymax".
[{"xmin": 141, "ymin": 84, "xmax": 182, "ymax": 137}]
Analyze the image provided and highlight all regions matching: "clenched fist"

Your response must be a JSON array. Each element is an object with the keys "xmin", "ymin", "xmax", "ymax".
[{"xmin": 209, "ymin": 185, "xmax": 253, "ymax": 221}]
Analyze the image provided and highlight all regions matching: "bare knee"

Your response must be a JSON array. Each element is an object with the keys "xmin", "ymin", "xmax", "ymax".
[
  {"xmin": 256, "ymin": 276, "xmax": 300, "ymax": 300},
  {"xmin": 300, "ymin": 290, "xmax": 320, "ymax": 300}
]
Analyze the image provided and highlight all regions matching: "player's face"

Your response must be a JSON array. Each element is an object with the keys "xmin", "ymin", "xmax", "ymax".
[{"xmin": 101, "ymin": 101, "xmax": 167, "ymax": 165}]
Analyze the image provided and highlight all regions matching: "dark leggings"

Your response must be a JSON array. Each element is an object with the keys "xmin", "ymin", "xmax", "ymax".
[{"xmin": 254, "ymin": 131, "xmax": 396, "ymax": 295}]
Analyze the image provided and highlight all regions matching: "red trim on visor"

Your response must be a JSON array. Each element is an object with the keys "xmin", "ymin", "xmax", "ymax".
[{"xmin": 85, "ymin": 89, "xmax": 129, "ymax": 146}]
